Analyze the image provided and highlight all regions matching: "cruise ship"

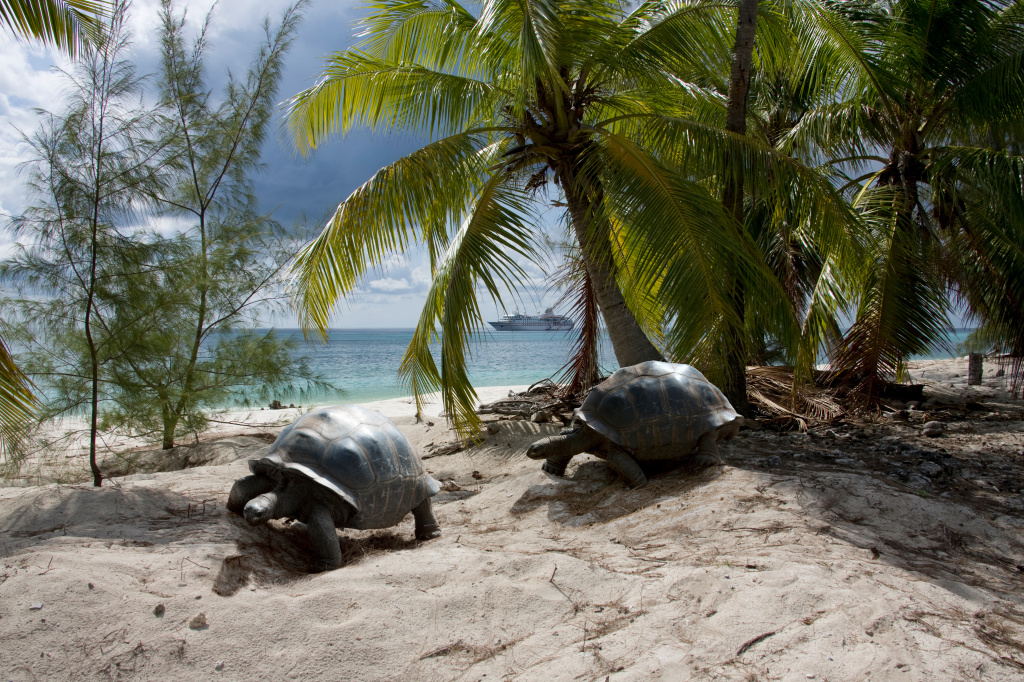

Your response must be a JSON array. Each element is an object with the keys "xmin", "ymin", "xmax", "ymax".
[{"xmin": 488, "ymin": 308, "xmax": 574, "ymax": 331}]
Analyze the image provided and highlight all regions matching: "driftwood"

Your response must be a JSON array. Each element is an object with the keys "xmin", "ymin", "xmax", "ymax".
[{"xmin": 476, "ymin": 379, "xmax": 584, "ymax": 421}]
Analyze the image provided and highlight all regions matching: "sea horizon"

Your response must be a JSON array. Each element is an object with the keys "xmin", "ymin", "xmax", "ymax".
[{"xmin": 244, "ymin": 327, "xmax": 979, "ymax": 409}]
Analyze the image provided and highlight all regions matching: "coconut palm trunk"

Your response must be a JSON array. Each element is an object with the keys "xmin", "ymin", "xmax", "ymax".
[
  {"xmin": 720, "ymin": 0, "xmax": 759, "ymax": 413},
  {"xmin": 560, "ymin": 170, "xmax": 663, "ymax": 367}
]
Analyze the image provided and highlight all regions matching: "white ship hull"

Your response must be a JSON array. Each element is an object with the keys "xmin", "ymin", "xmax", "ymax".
[{"xmin": 488, "ymin": 320, "xmax": 574, "ymax": 331}]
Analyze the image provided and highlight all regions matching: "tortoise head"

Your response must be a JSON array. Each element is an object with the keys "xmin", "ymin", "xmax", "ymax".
[
  {"xmin": 527, "ymin": 425, "xmax": 597, "ymax": 460},
  {"xmin": 243, "ymin": 493, "xmax": 277, "ymax": 525},
  {"xmin": 526, "ymin": 437, "xmax": 555, "ymax": 460}
]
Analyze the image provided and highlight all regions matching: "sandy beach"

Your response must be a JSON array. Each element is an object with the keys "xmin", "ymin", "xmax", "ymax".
[{"xmin": 2, "ymin": 357, "xmax": 1023, "ymax": 680}]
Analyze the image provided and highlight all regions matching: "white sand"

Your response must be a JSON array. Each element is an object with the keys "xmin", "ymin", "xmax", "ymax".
[{"xmin": 2, "ymin": 361, "xmax": 1024, "ymax": 680}]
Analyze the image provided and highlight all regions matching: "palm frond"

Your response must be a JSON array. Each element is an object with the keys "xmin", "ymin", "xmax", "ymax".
[
  {"xmin": 290, "ymin": 133, "xmax": 498, "ymax": 335},
  {"xmin": 0, "ymin": 333, "xmax": 36, "ymax": 464},
  {"xmin": 0, "ymin": 0, "xmax": 109, "ymax": 55},
  {"xmin": 550, "ymin": 248, "xmax": 603, "ymax": 396},
  {"xmin": 398, "ymin": 175, "xmax": 536, "ymax": 435},
  {"xmin": 286, "ymin": 52, "xmax": 507, "ymax": 152}
]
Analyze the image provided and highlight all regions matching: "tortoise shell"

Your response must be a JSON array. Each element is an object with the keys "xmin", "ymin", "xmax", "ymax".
[
  {"xmin": 579, "ymin": 361, "xmax": 740, "ymax": 451},
  {"xmin": 251, "ymin": 405, "xmax": 440, "ymax": 530}
]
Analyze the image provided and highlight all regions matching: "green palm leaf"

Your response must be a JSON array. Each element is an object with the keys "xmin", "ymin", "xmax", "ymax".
[
  {"xmin": 399, "ymin": 174, "xmax": 535, "ymax": 433},
  {"xmin": 0, "ymin": 0, "xmax": 109, "ymax": 55}
]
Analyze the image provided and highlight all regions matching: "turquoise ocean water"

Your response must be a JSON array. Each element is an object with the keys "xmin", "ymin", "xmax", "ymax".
[{"xmin": 266, "ymin": 327, "xmax": 976, "ymax": 407}]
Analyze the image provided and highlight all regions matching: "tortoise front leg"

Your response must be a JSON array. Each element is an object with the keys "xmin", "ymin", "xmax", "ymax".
[
  {"xmin": 541, "ymin": 454, "xmax": 574, "ymax": 476},
  {"xmin": 412, "ymin": 498, "xmax": 441, "ymax": 540},
  {"xmin": 227, "ymin": 474, "xmax": 277, "ymax": 515},
  {"xmin": 307, "ymin": 501, "xmax": 342, "ymax": 572},
  {"xmin": 527, "ymin": 427, "xmax": 603, "ymax": 477},
  {"xmin": 604, "ymin": 447, "xmax": 648, "ymax": 487},
  {"xmin": 694, "ymin": 431, "xmax": 723, "ymax": 467}
]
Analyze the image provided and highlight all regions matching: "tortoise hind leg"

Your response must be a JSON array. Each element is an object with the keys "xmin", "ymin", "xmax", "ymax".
[
  {"xmin": 227, "ymin": 474, "xmax": 277, "ymax": 515},
  {"xmin": 307, "ymin": 502, "xmax": 342, "ymax": 572},
  {"xmin": 694, "ymin": 431, "xmax": 723, "ymax": 467},
  {"xmin": 412, "ymin": 498, "xmax": 441, "ymax": 540},
  {"xmin": 605, "ymin": 447, "xmax": 648, "ymax": 487}
]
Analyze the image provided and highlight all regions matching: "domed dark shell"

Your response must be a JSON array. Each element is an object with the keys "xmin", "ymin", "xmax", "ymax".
[
  {"xmin": 252, "ymin": 405, "xmax": 440, "ymax": 530},
  {"xmin": 579, "ymin": 361, "xmax": 739, "ymax": 452}
]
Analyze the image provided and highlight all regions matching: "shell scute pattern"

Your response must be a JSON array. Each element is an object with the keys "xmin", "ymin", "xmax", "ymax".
[
  {"xmin": 255, "ymin": 405, "xmax": 439, "ymax": 531},
  {"xmin": 323, "ymin": 436, "xmax": 375, "ymax": 490},
  {"xmin": 581, "ymin": 362, "xmax": 739, "ymax": 450}
]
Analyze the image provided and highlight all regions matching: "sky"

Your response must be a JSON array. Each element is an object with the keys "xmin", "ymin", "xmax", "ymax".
[{"xmin": 0, "ymin": 0, "xmax": 559, "ymax": 329}]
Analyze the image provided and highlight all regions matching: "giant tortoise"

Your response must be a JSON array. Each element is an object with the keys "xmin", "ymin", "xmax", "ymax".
[
  {"xmin": 527, "ymin": 361, "xmax": 741, "ymax": 487},
  {"xmin": 227, "ymin": 405, "xmax": 441, "ymax": 571}
]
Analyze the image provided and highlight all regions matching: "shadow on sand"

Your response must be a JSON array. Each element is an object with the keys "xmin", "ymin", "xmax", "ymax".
[{"xmin": 509, "ymin": 457, "xmax": 725, "ymax": 526}]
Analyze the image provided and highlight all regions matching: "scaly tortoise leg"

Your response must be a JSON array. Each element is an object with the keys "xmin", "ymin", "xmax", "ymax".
[
  {"xmin": 412, "ymin": 498, "xmax": 441, "ymax": 540},
  {"xmin": 541, "ymin": 454, "xmax": 574, "ymax": 476},
  {"xmin": 306, "ymin": 502, "xmax": 342, "ymax": 572},
  {"xmin": 694, "ymin": 431, "xmax": 723, "ymax": 467},
  {"xmin": 604, "ymin": 447, "xmax": 648, "ymax": 488}
]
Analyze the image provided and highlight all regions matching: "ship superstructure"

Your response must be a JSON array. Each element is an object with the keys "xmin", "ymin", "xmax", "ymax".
[{"xmin": 488, "ymin": 308, "xmax": 574, "ymax": 331}]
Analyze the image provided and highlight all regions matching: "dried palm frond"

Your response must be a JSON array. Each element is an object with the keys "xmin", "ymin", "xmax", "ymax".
[
  {"xmin": 746, "ymin": 366, "xmax": 844, "ymax": 422},
  {"xmin": 551, "ymin": 250, "xmax": 602, "ymax": 398}
]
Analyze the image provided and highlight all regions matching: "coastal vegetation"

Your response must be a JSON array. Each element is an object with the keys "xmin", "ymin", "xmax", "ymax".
[
  {"xmin": 1, "ymin": 0, "xmax": 329, "ymax": 484},
  {"xmin": 0, "ymin": 0, "xmax": 109, "ymax": 55},
  {"xmin": 2, "ymin": 0, "xmax": 1023, "ymax": 459},
  {"xmin": 0, "ymin": 0, "xmax": 113, "ymax": 459},
  {"xmin": 287, "ymin": 0, "xmax": 1024, "ymax": 434},
  {"xmin": 285, "ymin": 0, "xmax": 861, "ymax": 433}
]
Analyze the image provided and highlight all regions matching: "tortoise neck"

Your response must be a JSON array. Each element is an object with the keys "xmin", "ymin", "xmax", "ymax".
[{"xmin": 547, "ymin": 427, "xmax": 605, "ymax": 458}]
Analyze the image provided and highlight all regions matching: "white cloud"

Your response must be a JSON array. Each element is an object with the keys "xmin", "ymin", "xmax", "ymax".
[
  {"xmin": 366, "ymin": 276, "xmax": 412, "ymax": 292},
  {"xmin": 0, "ymin": 0, "xmax": 573, "ymax": 328}
]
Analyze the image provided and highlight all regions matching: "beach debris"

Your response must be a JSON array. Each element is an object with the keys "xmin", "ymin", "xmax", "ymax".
[
  {"xmin": 479, "ymin": 380, "xmax": 581, "ymax": 420},
  {"xmin": 530, "ymin": 410, "xmax": 554, "ymax": 423},
  {"xmin": 486, "ymin": 422, "xmax": 501, "ymax": 434},
  {"xmin": 441, "ymin": 479, "xmax": 461, "ymax": 492},
  {"xmin": 746, "ymin": 366, "xmax": 844, "ymax": 423},
  {"xmin": 923, "ymin": 421, "xmax": 945, "ymax": 437},
  {"xmin": 215, "ymin": 661, "xmax": 224, "ymax": 671},
  {"xmin": 189, "ymin": 612, "xmax": 207, "ymax": 629},
  {"xmin": 227, "ymin": 405, "xmax": 442, "ymax": 572},
  {"xmin": 29, "ymin": 603, "xmax": 43, "ymax": 610},
  {"xmin": 527, "ymin": 362, "xmax": 742, "ymax": 487},
  {"xmin": 154, "ymin": 603, "xmax": 165, "ymax": 617},
  {"xmin": 424, "ymin": 441, "xmax": 465, "ymax": 458},
  {"xmin": 268, "ymin": 400, "xmax": 284, "ymax": 410},
  {"xmin": 471, "ymin": 470, "xmax": 483, "ymax": 480},
  {"xmin": 87, "ymin": 583, "xmax": 94, "ymax": 590}
]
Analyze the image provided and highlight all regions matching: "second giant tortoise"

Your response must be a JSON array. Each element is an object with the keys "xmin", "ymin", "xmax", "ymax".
[
  {"xmin": 527, "ymin": 361, "xmax": 741, "ymax": 487},
  {"xmin": 228, "ymin": 405, "xmax": 441, "ymax": 571}
]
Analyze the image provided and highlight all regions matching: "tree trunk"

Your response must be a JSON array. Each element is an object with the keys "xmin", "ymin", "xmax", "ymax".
[
  {"xmin": 720, "ymin": 0, "xmax": 759, "ymax": 414},
  {"xmin": 561, "ymin": 174, "xmax": 663, "ymax": 367},
  {"xmin": 161, "ymin": 403, "xmax": 178, "ymax": 450}
]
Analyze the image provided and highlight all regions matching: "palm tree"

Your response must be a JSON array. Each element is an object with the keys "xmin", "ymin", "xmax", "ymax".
[
  {"xmin": 286, "ymin": 0, "xmax": 854, "ymax": 431},
  {"xmin": 1, "ymin": 0, "xmax": 109, "ymax": 55},
  {"xmin": 798, "ymin": 0, "xmax": 1024, "ymax": 396}
]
